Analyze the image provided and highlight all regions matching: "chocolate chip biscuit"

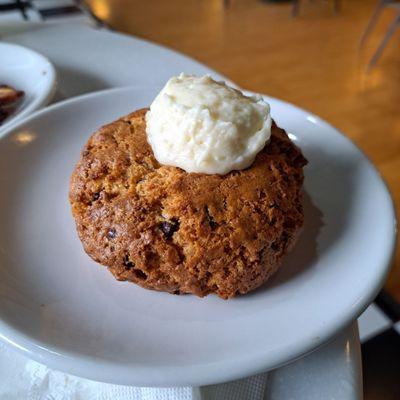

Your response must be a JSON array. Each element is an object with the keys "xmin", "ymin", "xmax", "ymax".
[{"xmin": 69, "ymin": 109, "xmax": 307, "ymax": 299}]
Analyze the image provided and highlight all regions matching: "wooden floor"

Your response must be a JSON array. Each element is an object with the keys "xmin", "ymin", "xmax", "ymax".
[{"xmin": 88, "ymin": 0, "xmax": 400, "ymax": 301}]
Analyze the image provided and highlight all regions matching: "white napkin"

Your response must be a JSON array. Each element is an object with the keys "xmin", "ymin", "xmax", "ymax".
[{"xmin": 0, "ymin": 342, "xmax": 268, "ymax": 400}]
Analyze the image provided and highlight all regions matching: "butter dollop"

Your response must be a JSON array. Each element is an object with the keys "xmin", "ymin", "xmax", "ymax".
[{"xmin": 145, "ymin": 74, "xmax": 272, "ymax": 175}]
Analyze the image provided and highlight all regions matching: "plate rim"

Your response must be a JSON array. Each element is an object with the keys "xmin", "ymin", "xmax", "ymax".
[{"xmin": 0, "ymin": 86, "xmax": 396, "ymax": 386}]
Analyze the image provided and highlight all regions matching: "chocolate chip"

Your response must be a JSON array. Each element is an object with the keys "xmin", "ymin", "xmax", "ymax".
[
  {"xmin": 123, "ymin": 254, "xmax": 134, "ymax": 270},
  {"xmin": 208, "ymin": 219, "xmax": 217, "ymax": 229},
  {"xmin": 92, "ymin": 192, "xmax": 100, "ymax": 201},
  {"xmin": 173, "ymin": 290, "xmax": 181, "ymax": 295},
  {"xmin": 107, "ymin": 228, "xmax": 116, "ymax": 239},
  {"xmin": 133, "ymin": 269, "xmax": 147, "ymax": 280},
  {"xmin": 160, "ymin": 219, "xmax": 179, "ymax": 238},
  {"xmin": 258, "ymin": 190, "xmax": 267, "ymax": 199},
  {"xmin": 271, "ymin": 242, "xmax": 279, "ymax": 251},
  {"xmin": 205, "ymin": 206, "xmax": 217, "ymax": 229},
  {"xmin": 283, "ymin": 219, "xmax": 295, "ymax": 229},
  {"xmin": 268, "ymin": 217, "xmax": 277, "ymax": 226}
]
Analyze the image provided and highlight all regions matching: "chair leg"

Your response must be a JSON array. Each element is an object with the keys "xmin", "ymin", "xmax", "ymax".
[
  {"xmin": 359, "ymin": 0, "xmax": 387, "ymax": 49},
  {"xmin": 292, "ymin": 0, "xmax": 300, "ymax": 17},
  {"xmin": 333, "ymin": 0, "xmax": 341, "ymax": 14},
  {"xmin": 368, "ymin": 14, "xmax": 400, "ymax": 69}
]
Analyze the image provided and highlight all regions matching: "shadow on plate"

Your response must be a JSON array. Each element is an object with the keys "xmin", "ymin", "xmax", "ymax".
[{"xmin": 54, "ymin": 65, "xmax": 110, "ymax": 100}]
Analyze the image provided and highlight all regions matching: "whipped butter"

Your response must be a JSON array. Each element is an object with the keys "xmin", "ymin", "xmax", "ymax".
[{"xmin": 145, "ymin": 74, "xmax": 272, "ymax": 175}]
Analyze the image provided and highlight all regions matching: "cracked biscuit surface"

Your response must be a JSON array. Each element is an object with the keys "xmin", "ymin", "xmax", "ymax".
[{"xmin": 69, "ymin": 108, "xmax": 307, "ymax": 299}]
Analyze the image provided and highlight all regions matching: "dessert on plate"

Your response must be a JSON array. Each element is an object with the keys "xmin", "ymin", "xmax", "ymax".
[{"xmin": 70, "ymin": 74, "xmax": 307, "ymax": 299}]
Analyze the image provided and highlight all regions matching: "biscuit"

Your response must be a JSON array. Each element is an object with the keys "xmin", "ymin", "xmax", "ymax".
[{"xmin": 70, "ymin": 109, "xmax": 307, "ymax": 299}]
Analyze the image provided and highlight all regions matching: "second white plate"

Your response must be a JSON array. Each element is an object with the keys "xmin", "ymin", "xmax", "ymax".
[
  {"xmin": 0, "ymin": 86, "xmax": 395, "ymax": 386},
  {"xmin": 0, "ymin": 42, "xmax": 56, "ymax": 135}
]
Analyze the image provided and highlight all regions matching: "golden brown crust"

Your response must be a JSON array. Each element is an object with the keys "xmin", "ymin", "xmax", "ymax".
[{"xmin": 69, "ymin": 108, "xmax": 307, "ymax": 299}]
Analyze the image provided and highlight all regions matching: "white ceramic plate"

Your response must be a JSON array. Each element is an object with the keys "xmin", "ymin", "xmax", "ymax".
[
  {"xmin": 0, "ymin": 42, "xmax": 56, "ymax": 134},
  {"xmin": 2, "ymin": 24, "xmax": 362, "ymax": 396},
  {"xmin": 0, "ymin": 87, "xmax": 395, "ymax": 387}
]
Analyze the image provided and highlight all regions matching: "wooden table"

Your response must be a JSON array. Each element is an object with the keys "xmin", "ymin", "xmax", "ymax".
[{"xmin": 87, "ymin": 0, "xmax": 400, "ymax": 301}]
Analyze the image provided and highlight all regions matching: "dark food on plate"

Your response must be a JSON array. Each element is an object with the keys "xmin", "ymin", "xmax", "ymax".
[
  {"xmin": 0, "ymin": 84, "xmax": 25, "ymax": 125},
  {"xmin": 69, "ymin": 109, "xmax": 307, "ymax": 299}
]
